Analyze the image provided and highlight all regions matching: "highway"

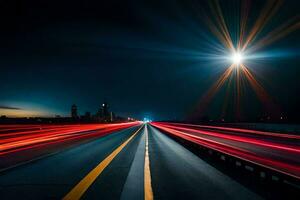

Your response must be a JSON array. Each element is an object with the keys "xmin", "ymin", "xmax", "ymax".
[
  {"xmin": 151, "ymin": 122, "xmax": 300, "ymax": 179},
  {"xmin": 0, "ymin": 123, "xmax": 298, "ymax": 199}
]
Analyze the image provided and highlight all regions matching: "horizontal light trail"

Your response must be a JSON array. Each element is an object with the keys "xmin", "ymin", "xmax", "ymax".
[
  {"xmin": 0, "ymin": 127, "xmax": 90, "ymax": 142},
  {"xmin": 151, "ymin": 122, "xmax": 300, "ymax": 179},
  {"xmin": 0, "ymin": 125, "xmax": 118, "ymax": 143},
  {"xmin": 0, "ymin": 126, "xmax": 129, "ymax": 156},
  {"xmin": 0, "ymin": 122, "xmax": 141, "ymax": 156},
  {"xmin": 0, "ymin": 124, "xmax": 88, "ymax": 133},
  {"xmin": 155, "ymin": 123, "xmax": 300, "ymax": 154},
  {"xmin": 0, "ymin": 125, "xmax": 83, "ymax": 134},
  {"xmin": 160, "ymin": 122, "xmax": 300, "ymax": 139}
]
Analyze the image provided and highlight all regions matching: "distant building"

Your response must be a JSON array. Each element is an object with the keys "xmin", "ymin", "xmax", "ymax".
[
  {"xmin": 85, "ymin": 112, "xmax": 91, "ymax": 119},
  {"xmin": 71, "ymin": 104, "xmax": 78, "ymax": 119},
  {"xmin": 96, "ymin": 107, "xmax": 102, "ymax": 118},
  {"xmin": 96, "ymin": 102, "xmax": 110, "ymax": 122},
  {"xmin": 84, "ymin": 112, "xmax": 91, "ymax": 121},
  {"xmin": 110, "ymin": 112, "xmax": 115, "ymax": 122},
  {"xmin": 102, "ymin": 102, "xmax": 109, "ymax": 118}
]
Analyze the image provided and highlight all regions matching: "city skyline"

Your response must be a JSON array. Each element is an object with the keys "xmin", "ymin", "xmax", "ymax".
[{"xmin": 1, "ymin": 102, "xmax": 122, "ymax": 119}]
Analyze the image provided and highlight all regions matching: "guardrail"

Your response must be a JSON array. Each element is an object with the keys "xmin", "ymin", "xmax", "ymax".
[{"xmin": 151, "ymin": 123, "xmax": 300, "ymax": 198}]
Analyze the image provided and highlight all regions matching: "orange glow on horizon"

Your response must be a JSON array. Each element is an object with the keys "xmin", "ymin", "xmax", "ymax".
[{"xmin": 0, "ymin": 108, "xmax": 51, "ymax": 118}]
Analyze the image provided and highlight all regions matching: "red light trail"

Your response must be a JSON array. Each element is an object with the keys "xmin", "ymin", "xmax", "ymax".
[
  {"xmin": 151, "ymin": 122, "xmax": 300, "ymax": 179},
  {"xmin": 0, "ymin": 122, "xmax": 141, "ymax": 156},
  {"xmin": 161, "ymin": 122, "xmax": 300, "ymax": 139}
]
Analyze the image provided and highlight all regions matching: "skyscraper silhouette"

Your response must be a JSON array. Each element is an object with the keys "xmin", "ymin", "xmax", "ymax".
[{"xmin": 71, "ymin": 104, "xmax": 78, "ymax": 119}]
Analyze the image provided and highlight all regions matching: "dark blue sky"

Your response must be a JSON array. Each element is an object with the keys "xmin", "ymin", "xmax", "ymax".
[{"xmin": 0, "ymin": 0, "xmax": 299, "ymax": 121}]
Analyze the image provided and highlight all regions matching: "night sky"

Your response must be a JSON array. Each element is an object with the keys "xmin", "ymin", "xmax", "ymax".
[{"xmin": 0, "ymin": 0, "xmax": 299, "ymax": 121}]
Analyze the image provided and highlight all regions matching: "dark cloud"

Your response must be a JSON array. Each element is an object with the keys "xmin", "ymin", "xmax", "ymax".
[{"xmin": 0, "ymin": 106, "xmax": 22, "ymax": 110}]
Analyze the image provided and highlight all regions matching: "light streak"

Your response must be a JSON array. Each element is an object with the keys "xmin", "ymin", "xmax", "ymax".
[
  {"xmin": 208, "ymin": 0, "xmax": 234, "ymax": 51},
  {"xmin": 151, "ymin": 122, "xmax": 300, "ymax": 179},
  {"xmin": 241, "ymin": 0, "xmax": 283, "ymax": 51},
  {"xmin": 194, "ymin": 64, "xmax": 234, "ymax": 116},
  {"xmin": 161, "ymin": 122, "xmax": 300, "ymax": 139},
  {"xmin": 238, "ymin": 0, "xmax": 251, "ymax": 49},
  {"xmin": 0, "ymin": 122, "xmax": 141, "ymax": 156},
  {"xmin": 248, "ymin": 17, "xmax": 300, "ymax": 52},
  {"xmin": 153, "ymin": 122, "xmax": 300, "ymax": 153},
  {"xmin": 195, "ymin": 0, "xmax": 299, "ymax": 119}
]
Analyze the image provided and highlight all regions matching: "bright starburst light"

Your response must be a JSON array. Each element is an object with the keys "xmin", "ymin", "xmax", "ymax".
[
  {"xmin": 193, "ymin": 0, "xmax": 300, "ymax": 120},
  {"xmin": 230, "ymin": 52, "xmax": 243, "ymax": 66}
]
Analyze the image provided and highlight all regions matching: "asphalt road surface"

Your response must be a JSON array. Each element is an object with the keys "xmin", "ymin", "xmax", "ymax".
[{"xmin": 0, "ymin": 124, "xmax": 265, "ymax": 199}]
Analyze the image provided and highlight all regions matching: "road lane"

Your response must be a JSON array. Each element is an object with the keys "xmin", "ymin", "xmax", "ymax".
[
  {"xmin": 148, "ymin": 125, "xmax": 262, "ymax": 200},
  {"xmin": 120, "ymin": 125, "xmax": 145, "ymax": 200},
  {"xmin": 76, "ymin": 125, "xmax": 144, "ymax": 200},
  {"xmin": 152, "ymin": 122, "xmax": 300, "ymax": 178},
  {"xmin": 76, "ymin": 124, "xmax": 153, "ymax": 200},
  {"xmin": 0, "ymin": 125, "xmax": 141, "ymax": 199}
]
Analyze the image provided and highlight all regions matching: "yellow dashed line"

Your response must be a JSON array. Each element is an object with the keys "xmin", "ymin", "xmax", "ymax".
[
  {"xmin": 144, "ymin": 124, "xmax": 154, "ymax": 200},
  {"xmin": 63, "ymin": 125, "xmax": 144, "ymax": 200}
]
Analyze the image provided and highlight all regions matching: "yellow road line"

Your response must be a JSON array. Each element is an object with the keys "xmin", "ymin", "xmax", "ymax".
[
  {"xmin": 63, "ymin": 125, "xmax": 144, "ymax": 200},
  {"xmin": 144, "ymin": 124, "xmax": 154, "ymax": 200}
]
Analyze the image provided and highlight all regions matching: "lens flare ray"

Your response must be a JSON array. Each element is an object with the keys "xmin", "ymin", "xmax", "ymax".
[{"xmin": 193, "ymin": 0, "xmax": 300, "ymax": 120}]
